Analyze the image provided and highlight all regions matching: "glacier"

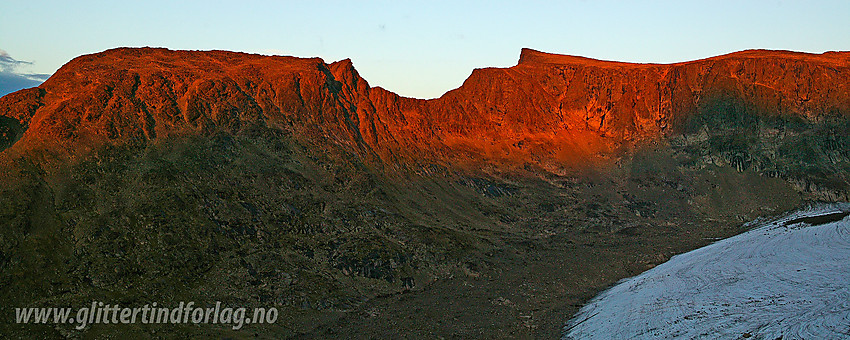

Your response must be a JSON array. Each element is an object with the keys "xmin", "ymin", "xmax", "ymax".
[{"xmin": 564, "ymin": 204, "xmax": 850, "ymax": 339}]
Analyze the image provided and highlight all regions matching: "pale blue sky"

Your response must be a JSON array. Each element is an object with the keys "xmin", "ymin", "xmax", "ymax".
[{"xmin": 1, "ymin": 1, "xmax": 848, "ymax": 98}]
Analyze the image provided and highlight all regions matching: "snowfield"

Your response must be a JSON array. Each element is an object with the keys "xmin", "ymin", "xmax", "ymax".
[{"xmin": 564, "ymin": 204, "xmax": 850, "ymax": 339}]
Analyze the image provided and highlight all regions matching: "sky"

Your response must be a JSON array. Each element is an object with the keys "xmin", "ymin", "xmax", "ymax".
[{"xmin": 1, "ymin": 1, "xmax": 849, "ymax": 99}]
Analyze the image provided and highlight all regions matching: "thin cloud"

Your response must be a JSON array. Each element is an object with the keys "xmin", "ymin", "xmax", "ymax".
[
  {"xmin": 22, "ymin": 73, "xmax": 50, "ymax": 82},
  {"xmin": 0, "ymin": 49, "xmax": 51, "ymax": 97},
  {"xmin": 0, "ymin": 49, "xmax": 32, "ymax": 70}
]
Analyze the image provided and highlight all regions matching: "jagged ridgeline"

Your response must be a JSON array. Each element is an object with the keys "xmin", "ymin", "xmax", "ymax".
[{"xmin": 0, "ymin": 48, "xmax": 847, "ymax": 338}]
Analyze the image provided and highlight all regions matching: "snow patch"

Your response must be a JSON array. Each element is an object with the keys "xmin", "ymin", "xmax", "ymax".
[{"xmin": 564, "ymin": 204, "xmax": 850, "ymax": 339}]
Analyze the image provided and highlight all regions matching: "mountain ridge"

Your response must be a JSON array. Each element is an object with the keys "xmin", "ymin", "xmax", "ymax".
[
  {"xmin": 0, "ymin": 47, "xmax": 848, "ymax": 338},
  {"xmin": 2, "ymin": 47, "xmax": 848, "ymax": 169},
  {"xmin": 518, "ymin": 47, "xmax": 850, "ymax": 67}
]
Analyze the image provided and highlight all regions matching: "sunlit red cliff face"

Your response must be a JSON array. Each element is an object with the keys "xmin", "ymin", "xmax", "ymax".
[{"xmin": 1, "ymin": 47, "xmax": 848, "ymax": 168}]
